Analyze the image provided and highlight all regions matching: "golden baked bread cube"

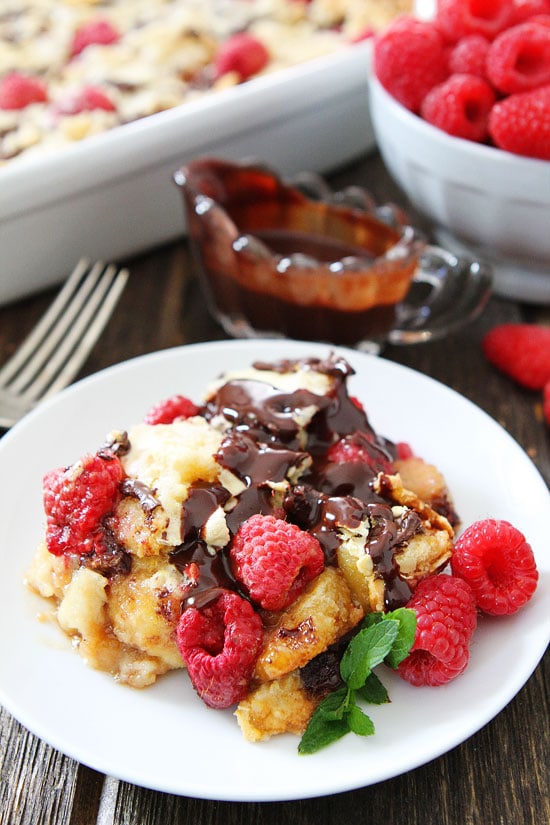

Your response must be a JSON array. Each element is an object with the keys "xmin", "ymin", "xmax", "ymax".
[{"xmin": 254, "ymin": 566, "xmax": 364, "ymax": 682}]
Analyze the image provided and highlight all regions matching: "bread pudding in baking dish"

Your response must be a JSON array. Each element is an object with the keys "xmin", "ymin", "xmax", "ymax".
[{"xmin": 0, "ymin": 0, "xmax": 411, "ymax": 164}]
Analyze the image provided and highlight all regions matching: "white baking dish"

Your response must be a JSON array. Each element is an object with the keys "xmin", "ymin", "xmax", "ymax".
[{"xmin": 0, "ymin": 41, "xmax": 375, "ymax": 306}]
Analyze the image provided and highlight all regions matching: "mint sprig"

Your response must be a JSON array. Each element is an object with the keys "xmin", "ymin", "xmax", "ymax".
[{"xmin": 298, "ymin": 608, "xmax": 416, "ymax": 755}]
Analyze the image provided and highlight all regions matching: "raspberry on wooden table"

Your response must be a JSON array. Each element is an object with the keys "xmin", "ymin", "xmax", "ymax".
[
  {"xmin": 43, "ymin": 451, "xmax": 124, "ymax": 557},
  {"xmin": 143, "ymin": 394, "xmax": 200, "ymax": 425},
  {"xmin": 0, "ymin": 72, "xmax": 48, "ymax": 110},
  {"xmin": 482, "ymin": 323, "xmax": 550, "ymax": 389},
  {"xmin": 176, "ymin": 591, "xmax": 263, "ymax": 708},
  {"xmin": 230, "ymin": 514, "xmax": 325, "ymax": 611},
  {"xmin": 452, "ymin": 519, "xmax": 539, "ymax": 615},
  {"xmin": 397, "ymin": 575, "xmax": 477, "ymax": 687}
]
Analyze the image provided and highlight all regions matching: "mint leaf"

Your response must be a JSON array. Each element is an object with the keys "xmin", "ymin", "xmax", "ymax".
[
  {"xmin": 316, "ymin": 686, "xmax": 351, "ymax": 721},
  {"xmin": 298, "ymin": 704, "xmax": 350, "ymax": 754},
  {"xmin": 340, "ymin": 620, "xmax": 399, "ymax": 689},
  {"xmin": 347, "ymin": 704, "xmax": 375, "ymax": 737},
  {"xmin": 384, "ymin": 608, "xmax": 417, "ymax": 669},
  {"xmin": 357, "ymin": 671, "xmax": 390, "ymax": 705}
]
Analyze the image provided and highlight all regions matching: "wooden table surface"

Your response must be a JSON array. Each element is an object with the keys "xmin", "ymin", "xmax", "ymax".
[{"xmin": 0, "ymin": 152, "xmax": 548, "ymax": 825}]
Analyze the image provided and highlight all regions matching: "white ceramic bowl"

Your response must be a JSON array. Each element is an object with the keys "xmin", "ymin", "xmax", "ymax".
[{"xmin": 368, "ymin": 75, "xmax": 550, "ymax": 304}]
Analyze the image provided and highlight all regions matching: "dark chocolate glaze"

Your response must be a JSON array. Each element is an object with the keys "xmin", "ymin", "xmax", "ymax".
[{"xmin": 170, "ymin": 355, "xmax": 421, "ymax": 611}]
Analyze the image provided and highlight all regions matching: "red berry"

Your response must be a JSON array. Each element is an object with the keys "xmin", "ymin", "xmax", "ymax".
[
  {"xmin": 0, "ymin": 72, "xmax": 48, "ymax": 110},
  {"xmin": 396, "ymin": 441, "xmax": 414, "ymax": 460},
  {"xmin": 143, "ymin": 394, "xmax": 200, "ymax": 425},
  {"xmin": 373, "ymin": 16, "xmax": 449, "ymax": 113},
  {"xmin": 512, "ymin": 0, "xmax": 550, "ymax": 24},
  {"xmin": 43, "ymin": 452, "xmax": 123, "ymax": 556},
  {"xmin": 488, "ymin": 84, "xmax": 550, "ymax": 158},
  {"xmin": 487, "ymin": 22, "xmax": 550, "ymax": 94},
  {"xmin": 230, "ymin": 514, "xmax": 324, "ymax": 611},
  {"xmin": 326, "ymin": 431, "xmax": 393, "ymax": 474},
  {"xmin": 448, "ymin": 34, "xmax": 491, "ymax": 78},
  {"xmin": 482, "ymin": 323, "xmax": 550, "ymax": 389},
  {"xmin": 397, "ymin": 575, "xmax": 478, "ymax": 687},
  {"xmin": 421, "ymin": 73, "xmax": 496, "ymax": 142},
  {"xmin": 435, "ymin": 0, "xmax": 516, "ymax": 43},
  {"xmin": 176, "ymin": 591, "xmax": 263, "ymax": 708},
  {"xmin": 70, "ymin": 19, "xmax": 120, "ymax": 57},
  {"xmin": 543, "ymin": 381, "xmax": 550, "ymax": 424},
  {"xmin": 55, "ymin": 85, "xmax": 116, "ymax": 115},
  {"xmin": 214, "ymin": 33, "xmax": 270, "ymax": 81},
  {"xmin": 452, "ymin": 519, "xmax": 538, "ymax": 615}
]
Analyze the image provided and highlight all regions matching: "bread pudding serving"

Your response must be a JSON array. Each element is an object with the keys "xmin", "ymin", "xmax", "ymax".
[{"xmin": 25, "ymin": 353, "xmax": 537, "ymax": 748}]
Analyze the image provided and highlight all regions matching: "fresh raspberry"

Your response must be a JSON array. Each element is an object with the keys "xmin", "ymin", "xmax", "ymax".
[
  {"xmin": 395, "ymin": 441, "xmax": 414, "ymax": 460},
  {"xmin": 543, "ymin": 381, "xmax": 550, "ymax": 424},
  {"xmin": 482, "ymin": 323, "xmax": 550, "ymax": 389},
  {"xmin": 214, "ymin": 33, "xmax": 270, "ymax": 81},
  {"xmin": 176, "ymin": 591, "xmax": 263, "ymax": 708},
  {"xmin": 421, "ymin": 73, "xmax": 496, "ymax": 141},
  {"xmin": 55, "ymin": 85, "xmax": 116, "ymax": 115},
  {"xmin": 512, "ymin": 0, "xmax": 550, "ymax": 24},
  {"xmin": 435, "ymin": 0, "xmax": 516, "ymax": 43},
  {"xmin": 230, "ymin": 514, "xmax": 324, "ymax": 611},
  {"xmin": 326, "ymin": 431, "xmax": 393, "ymax": 474},
  {"xmin": 448, "ymin": 34, "xmax": 491, "ymax": 78},
  {"xmin": 373, "ymin": 16, "xmax": 449, "ymax": 112},
  {"xmin": 70, "ymin": 19, "xmax": 120, "ymax": 58},
  {"xmin": 397, "ymin": 575, "xmax": 477, "ymax": 687},
  {"xmin": 143, "ymin": 394, "xmax": 200, "ymax": 425},
  {"xmin": 452, "ymin": 519, "xmax": 539, "ymax": 615},
  {"xmin": 0, "ymin": 72, "xmax": 48, "ymax": 110},
  {"xmin": 487, "ymin": 22, "xmax": 550, "ymax": 93},
  {"xmin": 43, "ymin": 451, "xmax": 123, "ymax": 556},
  {"xmin": 488, "ymin": 84, "xmax": 550, "ymax": 158}
]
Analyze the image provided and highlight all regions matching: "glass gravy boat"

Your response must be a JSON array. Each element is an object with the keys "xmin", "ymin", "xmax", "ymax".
[{"xmin": 174, "ymin": 157, "xmax": 492, "ymax": 353}]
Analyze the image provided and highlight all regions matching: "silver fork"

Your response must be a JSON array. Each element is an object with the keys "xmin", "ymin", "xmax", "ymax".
[{"xmin": 0, "ymin": 259, "xmax": 129, "ymax": 429}]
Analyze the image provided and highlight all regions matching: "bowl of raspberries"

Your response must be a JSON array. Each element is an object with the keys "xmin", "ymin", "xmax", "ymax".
[{"xmin": 369, "ymin": 0, "xmax": 550, "ymax": 303}]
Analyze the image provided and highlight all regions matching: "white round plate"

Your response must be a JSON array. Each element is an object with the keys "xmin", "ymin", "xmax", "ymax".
[{"xmin": 0, "ymin": 339, "xmax": 548, "ymax": 801}]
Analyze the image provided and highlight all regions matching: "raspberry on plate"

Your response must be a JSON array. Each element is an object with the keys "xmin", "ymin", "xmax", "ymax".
[
  {"xmin": 397, "ymin": 575, "xmax": 477, "ymax": 687},
  {"xmin": 435, "ymin": 0, "xmax": 516, "ymax": 43},
  {"xmin": 43, "ymin": 451, "xmax": 124, "ymax": 557},
  {"xmin": 421, "ymin": 73, "xmax": 496, "ymax": 142},
  {"xmin": 373, "ymin": 16, "xmax": 449, "ymax": 112},
  {"xmin": 482, "ymin": 323, "xmax": 550, "ymax": 389},
  {"xmin": 487, "ymin": 22, "xmax": 550, "ymax": 94},
  {"xmin": 176, "ymin": 591, "xmax": 263, "ymax": 708},
  {"xmin": 0, "ymin": 72, "xmax": 48, "ymax": 110},
  {"xmin": 451, "ymin": 519, "xmax": 539, "ymax": 615},
  {"xmin": 214, "ymin": 33, "xmax": 270, "ymax": 81},
  {"xmin": 143, "ymin": 394, "xmax": 200, "ymax": 425},
  {"xmin": 326, "ymin": 431, "xmax": 393, "ymax": 474},
  {"xmin": 230, "ymin": 514, "xmax": 325, "ymax": 611}
]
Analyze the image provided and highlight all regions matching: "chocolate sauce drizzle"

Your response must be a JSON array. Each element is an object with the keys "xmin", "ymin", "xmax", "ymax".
[{"xmin": 169, "ymin": 355, "xmax": 419, "ymax": 611}]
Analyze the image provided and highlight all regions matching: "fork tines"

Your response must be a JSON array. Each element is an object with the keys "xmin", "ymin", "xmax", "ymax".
[{"xmin": 0, "ymin": 259, "xmax": 128, "ymax": 425}]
